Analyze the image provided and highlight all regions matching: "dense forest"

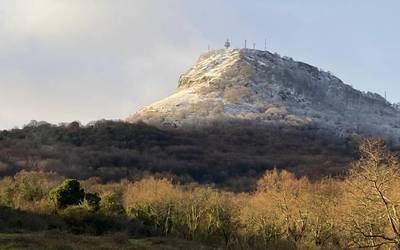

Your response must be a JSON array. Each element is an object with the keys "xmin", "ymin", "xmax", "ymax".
[
  {"xmin": 1, "ymin": 139, "xmax": 400, "ymax": 249},
  {"xmin": 0, "ymin": 120, "xmax": 356, "ymax": 191}
]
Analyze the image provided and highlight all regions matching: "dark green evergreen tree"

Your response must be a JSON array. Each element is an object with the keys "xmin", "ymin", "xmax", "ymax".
[{"xmin": 50, "ymin": 179, "xmax": 84, "ymax": 209}]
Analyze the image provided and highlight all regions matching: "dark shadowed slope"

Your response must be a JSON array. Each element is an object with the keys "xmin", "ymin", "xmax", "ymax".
[{"xmin": 0, "ymin": 120, "xmax": 355, "ymax": 191}]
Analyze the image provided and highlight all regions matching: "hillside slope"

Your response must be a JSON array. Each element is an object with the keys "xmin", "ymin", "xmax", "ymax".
[
  {"xmin": 0, "ymin": 121, "xmax": 354, "ymax": 191},
  {"xmin": 128, "ymin": 49, "xmax": 400, "ymax": 144}
]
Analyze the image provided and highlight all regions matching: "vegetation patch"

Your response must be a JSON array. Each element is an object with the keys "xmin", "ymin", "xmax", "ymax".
[
  {"xmin": 0, "ymin": 139, "xmax": 400, "ymax": 248},
  {"xmin": 0, "ymin": 120, "xmax": 356, "ymax": 191}
]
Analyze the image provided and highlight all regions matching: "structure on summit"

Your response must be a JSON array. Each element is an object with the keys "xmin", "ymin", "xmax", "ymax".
[{"xmin": 224, "ymin": 39, "xmax": 231, "ymax": 49}]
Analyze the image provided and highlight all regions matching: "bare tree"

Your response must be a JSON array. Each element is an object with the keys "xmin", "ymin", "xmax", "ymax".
[{"xmin": 343, "ymin": 138, "xmax": 400, "ymax": 249}]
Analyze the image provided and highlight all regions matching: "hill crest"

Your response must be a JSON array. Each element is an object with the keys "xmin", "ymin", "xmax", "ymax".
[{"xmin": 128, "ymin": 49, "xmax": 400, "ymax": 143}]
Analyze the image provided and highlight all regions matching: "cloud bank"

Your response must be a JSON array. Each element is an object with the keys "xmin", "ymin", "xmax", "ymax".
[
  {"xmin": 0, "ymin": 0, "xmax": 207, "ymax": 129},
  {"xmin": 0, "ymin": 0, "xmax": 399, "ymax": 129}
]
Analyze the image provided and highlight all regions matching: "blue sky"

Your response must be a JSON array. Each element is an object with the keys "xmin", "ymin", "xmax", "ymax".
[{"xmin": 0, "ymin": 0, "xmax": 399, "ymax": 129}]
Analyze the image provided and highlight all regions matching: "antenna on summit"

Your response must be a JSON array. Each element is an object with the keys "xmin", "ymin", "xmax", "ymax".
[
  {"xmin": 224, "ymin": 39, "xmax": 231, "ymax": 49},
  {"xmin": 264, "ymin": 39, "xmax": 267, "ymax": 51}
]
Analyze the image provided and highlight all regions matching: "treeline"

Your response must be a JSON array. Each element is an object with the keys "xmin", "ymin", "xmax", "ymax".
[
  {"xmin": 0, "ymin": 120, "xmax": 355, "ymax": 191},
  {"xmin": 1, "ymin": 139, "xmax": 399, "ymax": 249}
]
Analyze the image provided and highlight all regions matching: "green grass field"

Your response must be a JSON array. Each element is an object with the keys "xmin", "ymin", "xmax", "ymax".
[{"xmin": 0, "ymin": 232, "xmax": 216, "ymax": 250}]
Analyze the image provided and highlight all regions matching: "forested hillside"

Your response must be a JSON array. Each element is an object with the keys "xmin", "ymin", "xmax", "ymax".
[{"xmin": 0, "ymin": 120, "xmax": 355, "ymax": 191}]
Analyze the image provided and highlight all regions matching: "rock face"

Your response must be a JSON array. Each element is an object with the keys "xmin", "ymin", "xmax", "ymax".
[{"xmin": 127, "ymin": 49, "xmax": 400, "ymax": 143}]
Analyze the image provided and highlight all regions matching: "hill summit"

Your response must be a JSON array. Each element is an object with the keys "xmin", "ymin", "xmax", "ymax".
[{"xmin": 127, "ymin": 49, "xmax": 400, "ymax": 143}]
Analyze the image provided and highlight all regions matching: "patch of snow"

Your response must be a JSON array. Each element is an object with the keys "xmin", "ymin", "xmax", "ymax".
[{"xmin": 127, "ymin": 49, "xmax": 400, "ymax": 144}]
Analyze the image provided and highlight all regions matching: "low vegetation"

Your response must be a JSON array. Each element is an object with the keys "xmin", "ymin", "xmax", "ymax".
[
  {"xmin": 0, "ymin": 232, "xmax": 215, "ymax": 250},
  {"xmin": 0, "ymin": 138, "xmax": 398, "ymax": 249}
]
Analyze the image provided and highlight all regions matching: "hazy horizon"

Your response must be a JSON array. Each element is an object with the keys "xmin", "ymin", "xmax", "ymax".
[{"xmin": 1, "ymin": 0, "xmax": 399, "ymax": 129}]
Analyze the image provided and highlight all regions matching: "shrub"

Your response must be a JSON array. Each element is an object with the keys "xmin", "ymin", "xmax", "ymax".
[
  {"xmin": 100, "ymin": 194, "xmax": 124, "ymax": 216},
  {"xmin": 50, "ymin": 179, "xmax": 85, "ymax": 209},
  {"xmin": 0, "ymin": 206, "xmax": 65, "ymax": 232},
  {"xmin": 83, "ymin": 193, "xmax": 101, "ymax": 211},
  {"xmin": 0, "ymin": 177, "xmax": 15, "ymax": 207},
  {"xmin": 0, "ymin": 171, "xmax": 62, "ymax": 211},
  {"xmin": 60, "ymin": 205, "xmax": 112, "ymax": 235},
  {"xmin": 123, "ymin": 177, "xmax": 182, "ymax": 237}
]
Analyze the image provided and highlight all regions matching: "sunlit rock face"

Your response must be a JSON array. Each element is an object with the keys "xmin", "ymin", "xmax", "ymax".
[{"xmin": 127, "ymin": 49, "xmax": 400, "ymax": 143}]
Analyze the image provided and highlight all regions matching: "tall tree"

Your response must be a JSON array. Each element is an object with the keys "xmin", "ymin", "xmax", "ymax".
[{"xmin": 343, "ymin": 139, "xmax": 400, "ymax": 248}]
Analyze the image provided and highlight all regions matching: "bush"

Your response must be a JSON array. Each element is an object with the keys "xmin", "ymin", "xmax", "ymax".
[
  {"xmin": 0, "ymin": 171, "xmax": 63, "ymax": 211},
  {"xmin": 0, "ymin": 177, "xmax": 15, "ymax": 207},
  {"xmin": 0, "ymin": 206, "xmax": 65, "ymax": 232},
  {"xmin": 50, "ymin": 179, "xmax": 85, "ymax": 209},
  {"xmin": 60, "ymin": 205, "xmax": 112, "ymax": 235},
  {"xmin": 124, "ymin": 177, "xmax": 182, "ymax": 237},
  {"xmin": 100, "ymin": 194, "xmax": 124, "ymax": 216},
  {"xmin": 83, "ymin": 193, "xmax": 101, "ymax": 211}
]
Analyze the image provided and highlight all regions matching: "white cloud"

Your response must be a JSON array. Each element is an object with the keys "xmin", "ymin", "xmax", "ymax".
[
  {"xmin": 1, "ymin": 0, "xmax": 398, "ymax": 129},
  {"xmin": 2, "ymin": 0, "xmax": 95, "ymax": 37}
]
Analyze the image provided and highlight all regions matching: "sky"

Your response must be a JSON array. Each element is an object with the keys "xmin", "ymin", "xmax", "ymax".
[{"xmin": 0, "ymin": 0, "xmax": 399, "ymax": 129}]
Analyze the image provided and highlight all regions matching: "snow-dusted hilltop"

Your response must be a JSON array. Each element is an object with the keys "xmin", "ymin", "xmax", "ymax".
[{"xmin": 127, "ymin": 49, "xmax": 400, "ymax": 143}]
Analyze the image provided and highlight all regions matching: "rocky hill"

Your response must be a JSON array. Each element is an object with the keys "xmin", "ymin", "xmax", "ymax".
[{"xmin": 127, "ymin": 49, "xmax": 400, "ymax": 144}]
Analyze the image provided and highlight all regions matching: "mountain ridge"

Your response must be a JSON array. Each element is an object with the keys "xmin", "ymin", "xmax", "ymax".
[{"xmin": 127, "ymin": 49, "xmax": 400, "ymax": 144}]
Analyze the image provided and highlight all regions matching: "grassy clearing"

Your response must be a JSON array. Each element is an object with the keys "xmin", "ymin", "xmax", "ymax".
[{"xmin": 0, "ymin": 232, "xmax": 215, "ymax": 250}]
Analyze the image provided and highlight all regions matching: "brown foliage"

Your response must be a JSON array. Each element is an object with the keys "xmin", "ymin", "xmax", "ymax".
[
  {"xmin": 340, "ymin": 138, "xmax": 400, "ymax": 249},
  {"xmin": 2, "ymin": 138, "xmax": 400, "ymax": 249}
]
